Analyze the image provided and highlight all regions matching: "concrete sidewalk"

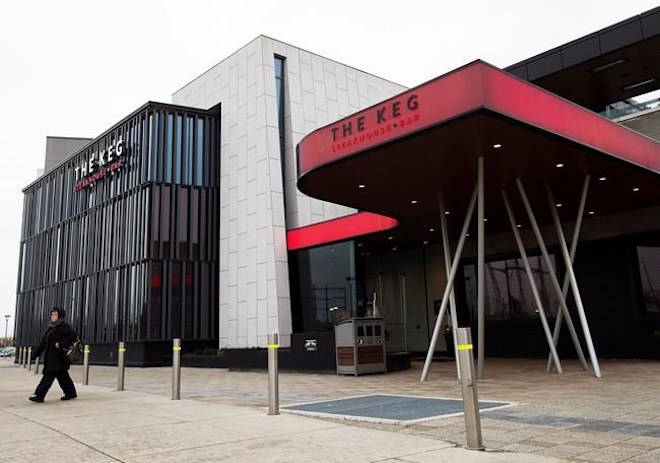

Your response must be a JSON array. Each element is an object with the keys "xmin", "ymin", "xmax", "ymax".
[{"xmin": 0, "ymin": 359, "xmax": 565, "ymax": 463}]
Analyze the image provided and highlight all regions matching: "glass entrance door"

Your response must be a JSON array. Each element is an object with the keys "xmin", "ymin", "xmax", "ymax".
[{"xmin": 362, "ymin": 273, "xmax": 407, "ymax": 352}]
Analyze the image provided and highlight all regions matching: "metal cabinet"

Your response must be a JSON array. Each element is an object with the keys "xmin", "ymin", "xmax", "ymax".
[{"xmin": 335, "ymin": 318, "xmax": 387, "ymax": 375}]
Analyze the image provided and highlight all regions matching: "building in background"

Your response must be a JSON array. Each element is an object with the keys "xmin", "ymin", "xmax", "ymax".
[{"xmin": 45, "ymin": 137, "xmax": 92, "ymax": 173}]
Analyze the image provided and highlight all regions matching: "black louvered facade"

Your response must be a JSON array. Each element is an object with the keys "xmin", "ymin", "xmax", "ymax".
[{"xmin": 15, "ymin": 102, "xmax": 220, "ymax": 365}]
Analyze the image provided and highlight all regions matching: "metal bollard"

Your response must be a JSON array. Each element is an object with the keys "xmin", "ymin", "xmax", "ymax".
[
  {"xmin": 83, "ymin": 345, "xmax": 90, "ymax": 385},
  {"xmin": 22, "ymin": 347, "xmax": 27, "ymax": 368},
  {"xmin": 456, "ymin": 328, "xmax": 484, "ymax": 450},
  {"xmin": 27, "ymin": 347, "xmax": 32, "ymax": 371},
  {"xmin": 117, "ymin": 342, "xmax": 126, "ymax": 391},
  {"xmin": 172, "ymin": 339, "xmax": 181, "ymax": 400},
  {"xmin": 18, "ymin": 346, "xmax": 23, "ymax": 366},
  {"xmin": 34, "ymin": 355, "xmax": 40, "ymax": 375},
  {"xmin": 267, "ymin": 333, "xmax": 279, "ymax": 415}
]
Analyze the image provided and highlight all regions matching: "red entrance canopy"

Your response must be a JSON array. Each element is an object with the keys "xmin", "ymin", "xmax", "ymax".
[{"xmin": 294, "ymin": 60, "xmax": 660, "ymax": 250}]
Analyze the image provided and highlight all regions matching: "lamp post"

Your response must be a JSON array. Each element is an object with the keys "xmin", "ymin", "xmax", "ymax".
[{"xmin": 3, "ymin": 315, "xmax": 9, "ymax": 347}]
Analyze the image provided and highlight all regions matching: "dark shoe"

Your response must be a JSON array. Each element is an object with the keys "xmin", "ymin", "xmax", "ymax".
[
  {"xmin": 29, "ymin": 395, "xmax": 44, "ymax": 403},
  {"xmin": 60, "ymin": 395, "xmax": 77, "ymax": 401}
]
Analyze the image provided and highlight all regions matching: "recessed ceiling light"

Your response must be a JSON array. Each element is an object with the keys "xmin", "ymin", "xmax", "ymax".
[
  {"xmin": 423, "ymin": 241, "xmax": 429, "ymax": 245},
  {"xmin": 633, "ymin": 187, "xmax": 640, "ymax": 192},
  {"xmin": 429, "ymin": 228, "xmax": 435, "ymax": 232},
  {"xmin": 410, "ymin": 200, "xmax": 418, "ymax": 204},
  {"xmin": 555, "ymin": 163, "xmax": 564, "ymax": 168},
  {"xmin": 588, "ymin": 211, "xmax": 595, "ymax": 215},
  {"xmin": 444, "ymin": 211, "xmax": 450, "ymax": 215},
  {"xmin": 357, "ymin": 243, "xmax": 363, "ymax": 247},
  {"xmin": 599, "ymin": 176, "xmax": 607, "ymax": 181},
  {"xmin": 483, "ymin": 218, "xmax": 488, "ymax": 222},
  {"xmin": 591, "ymin": 59, "xmax": 627, "ymax": 73},
  {"xmin": 387, "ymin": 236, "xmax": 394, "ymax": 240},
  {"xmin": 623, "ymin": 78, "xmax": 656, "ymax": 91},
  {"xmin": 516, "ymin": 224, "xmax": 522, "ymax": 228},
  {"xmin": 466, "ymin": 233, "xmax": 470, "ymax": 237},
  {"xmin": 392, "ymin": 247, "xmax": 398, "ymax": 251},
  {"xmin": 358, "ymin": 184, "xmax": 366, "ymax": 189},
  {"xmin": 493, "ymin": 143, "xmax": 502, "ymax": 149},
  {"xmin": 556, "ymin": 203, "xmax": 563, "ymax": 208}
]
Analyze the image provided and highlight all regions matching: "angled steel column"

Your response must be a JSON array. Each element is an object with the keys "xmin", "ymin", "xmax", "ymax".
[
  {"xmin": 477, "ymin": 157, "xmax": 485, "ymax": 379},
  {"xmin": 400, "ymin": 273, "xmax": 408, "ymax": 352},
  {"xmin": 503, "ymin": 190, "xmax": 563, "ymax": 373},
  {"xmin": 515, "ymin": 179, "xmax": 589, "ymax": 371},
  {"xmin": 421, "ymin": 185, "xmax": 478, "ymax": 382},
  {"xmin": 438, "ymin": 192, "xmax": 461, "ymax": 380},
  {"xmin": 546, "ymin": 175, "xmax": 590, "ymax": 372},
  {"xmin": 546, "ymin": 185, "xmax": 601, "ymax": 378}
]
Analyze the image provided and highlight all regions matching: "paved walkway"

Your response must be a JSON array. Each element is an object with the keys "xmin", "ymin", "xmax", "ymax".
[
  {"xmin": 1, "ymin": 358, "xmax": 563, "ymax": 463},
  {"xmin": 4, "ymin": 357, "xmax": 660, "ymax": 461}
]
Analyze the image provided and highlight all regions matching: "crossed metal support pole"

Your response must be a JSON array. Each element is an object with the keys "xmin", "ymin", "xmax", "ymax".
[
  {"xmin": 546, "ymin": 183, "xmax": 601, "ymax": 378},
  {"xmin": 438, "ymin": 192, "xmax": 461, "ymax": 380},
  {"xmin": 421, "ymin": 184, "xmax": 478, "ymax": 382},
  {"xmin": 546, "ymin": 176, "xmax": 590, "ymax": 372},
  {"xmin": 516, "ymin": 179, "xmax": 598, "ymax": 376},
  {"xmin": 502, "ymin": 190, "xmax": 563, "ymax": 373},
  {"xmin": 477, "ymin": 157, "xmax": 485, "ymax": 379}
]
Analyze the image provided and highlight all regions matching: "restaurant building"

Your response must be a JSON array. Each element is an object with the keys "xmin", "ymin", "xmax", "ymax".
[{"xmin": 15, "ymin": 8, "xmax": 660, "ymax": 370}]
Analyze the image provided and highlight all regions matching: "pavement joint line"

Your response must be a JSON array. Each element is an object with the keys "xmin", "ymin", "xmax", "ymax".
[
  {"xmin": 0, "ymin": 406, "xmax": 125, "ymax": 463},
  {"xmin": 127, "ymin": 428, "xmax": 333, "ymax": 460}
]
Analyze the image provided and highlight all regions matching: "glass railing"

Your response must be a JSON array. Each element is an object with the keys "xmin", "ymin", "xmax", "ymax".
[{"xmin": 599, "ymin": 89, "xmax": 660, "ymax": 120}]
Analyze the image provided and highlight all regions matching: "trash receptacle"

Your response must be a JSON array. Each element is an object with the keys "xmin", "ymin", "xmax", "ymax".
[{"xmin": 335, "ymin": 317, "xmax": 386, "ymax": 376}]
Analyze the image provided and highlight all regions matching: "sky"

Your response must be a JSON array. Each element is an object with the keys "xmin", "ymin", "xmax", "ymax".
[{"xmin": 0, "ymin": 0, "xmax": 657, "ymax": 337}]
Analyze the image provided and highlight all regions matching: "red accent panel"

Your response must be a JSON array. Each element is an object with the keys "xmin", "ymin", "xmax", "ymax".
[
  {"xmin": 287, "ymin": 212, "xmax": 398, "ymax": 251},
  {"xmin": 481, "ymin": 66, "xmax": 660, "ymax": 171},
  {"xmin": 297, "ymin": 61, "xmax": 660, "ymax": 180}
]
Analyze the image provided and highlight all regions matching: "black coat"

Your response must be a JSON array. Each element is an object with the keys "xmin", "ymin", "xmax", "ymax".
[{"xmin": 32, "ymin": 321, "xmax": 77, "ymax": 374}]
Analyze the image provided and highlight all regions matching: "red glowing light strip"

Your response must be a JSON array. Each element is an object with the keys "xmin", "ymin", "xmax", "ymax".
[
  {"xmin": 481, "ymin": 65, "xmax": 660, "ymax": 171},
  {"xmin": 286, "ymin": 212, "xmax": 398, "ymax": 251},
  {"xmin": 297, "ymin": 61, "xmax": 660, "ymax": 180}
]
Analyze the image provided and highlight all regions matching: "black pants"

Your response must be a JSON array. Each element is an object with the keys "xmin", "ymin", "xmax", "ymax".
[{"xmin": 34, "ymin": 371, "xmax": 77, "ymax": 399}]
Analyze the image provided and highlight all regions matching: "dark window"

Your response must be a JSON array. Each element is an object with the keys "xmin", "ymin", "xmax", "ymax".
[
  {"xmin": 175, "ymin": 115, "xmax": 182, "ymax": 184},
  {"xmin": 637, "ymin": 246, "xmax": 660, "ymax": 314},
  {"xmin": 184, "ymin": 263, "xmax": 194, "ymax": 338},
  {"xmin": 160, "ymin": 186, "xmax": 171, "ymax": 259},
  {"xmin": 195, "ymin": 119, "xmax": 204, "ymax": 186},
  {"xmin": 150, "ymin": 262, "xmax": 162, "ymax": 339},
  {"xmin": 186, "ymin": 116, "xmax": 194, "ymax": 185},
  {"xmin": 289, "ymin": 241, "xmax": 356, "ymax": 332},
  {"xmin": 165, "ymin": 114, "xmax": 173, "ymax": 183},
  {"xmin": 274, "ymin": 56, "xmax": 287, "ymax": 209},
  {"xmin": 463, "ymin": 255, "xmax": 558, "ymax": 321},
  {"xmin": 170, "ymin": 262, "xmax": 182, "ymax": 337},
  {"xmin": 177, "ymin": 187, "xmax": 188, "ymax": 260}
]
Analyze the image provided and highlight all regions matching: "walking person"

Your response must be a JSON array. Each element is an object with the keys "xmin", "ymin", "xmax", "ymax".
[{"xmin": 29, "ymin": 307, "xmax": 78, "ymax": 402}]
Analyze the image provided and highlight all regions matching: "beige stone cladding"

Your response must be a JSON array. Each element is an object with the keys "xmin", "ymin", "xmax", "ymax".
[{"xmin": 172, "ymin": 36, "xmax": 406, "ymax": 349}]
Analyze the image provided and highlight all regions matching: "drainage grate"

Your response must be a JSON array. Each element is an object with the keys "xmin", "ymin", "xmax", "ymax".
[{"xmin": 284, "ymin": 394, "xmax": 515, "ymax": 424}]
